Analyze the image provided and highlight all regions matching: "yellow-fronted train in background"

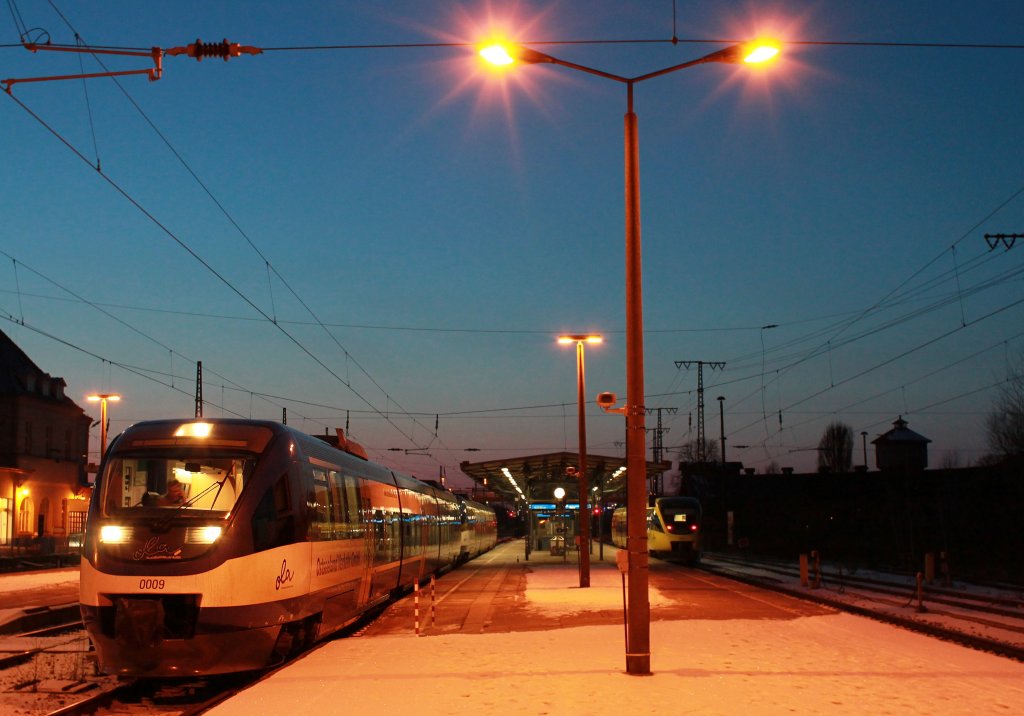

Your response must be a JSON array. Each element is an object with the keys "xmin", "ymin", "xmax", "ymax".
[{"xmin": 611, "ymin": 496, "xmax": 702, "ymax": 565}]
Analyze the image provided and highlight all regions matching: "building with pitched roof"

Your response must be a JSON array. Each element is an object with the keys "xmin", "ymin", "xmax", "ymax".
[
  {"xmin": 871, "ymin": 416, "xmax": 932, "ymax": 472},
  {"xmin": 0, "ymin": 329, "xmax": 92, "ymax": 551}
]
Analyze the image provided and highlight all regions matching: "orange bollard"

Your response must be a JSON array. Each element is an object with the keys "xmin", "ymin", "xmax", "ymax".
[{"xmin": 430, "ymin": 575, "xmax": 436, "ymax": 627}]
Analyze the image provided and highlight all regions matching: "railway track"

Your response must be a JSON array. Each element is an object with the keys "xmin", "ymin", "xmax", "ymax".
[
  {"xmin": 27, "ymin": 602, "xmax": 389, "ymax": 716},
  {"xmin": 698, "ymin": 551, "xmax": 1024, "ymax": 662},
  {"xmin": 45, "ymin": 672, "xmax": 262, "ymax": 716}
]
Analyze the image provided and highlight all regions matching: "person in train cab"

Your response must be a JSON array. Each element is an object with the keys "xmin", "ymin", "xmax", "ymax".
[{"xmin": 159, "ymin": 478, "xmax": 185, "ymax": 506}]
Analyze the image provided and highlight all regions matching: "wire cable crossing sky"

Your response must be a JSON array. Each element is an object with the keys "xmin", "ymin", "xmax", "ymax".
[{"xmin": 2, "ymin": 1, "xmax": 1022, "ymax": 480}]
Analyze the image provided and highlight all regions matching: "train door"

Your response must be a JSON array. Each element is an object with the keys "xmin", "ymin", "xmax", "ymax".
[
  {"xmin": 364, "ymin": 479, "xmax": 402, "ymax": 604},
  {"xmin": 312, "ymin": 467, "xmax": 370, "ymax": 633},
  {"xmin": 395, "ymin": 487, "xmax": 430, "ymax": 589},
  {"xmin": 356, "ymin": 480, "xmax": 374, "ymax": 607}
]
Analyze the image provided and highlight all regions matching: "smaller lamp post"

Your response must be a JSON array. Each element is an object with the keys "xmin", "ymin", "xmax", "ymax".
[
  {"xmin": 86, "ymin": 393, "xmax": 121, "ymax": 460},
  {"xmin": 558, "ymin": 334, "xmax": 602, "ymax": 587}
]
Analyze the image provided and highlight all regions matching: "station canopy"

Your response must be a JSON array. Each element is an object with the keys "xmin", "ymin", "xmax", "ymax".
[{"xmin": 459, "ymin": 451, "xmax": 669, "ymax": 505}]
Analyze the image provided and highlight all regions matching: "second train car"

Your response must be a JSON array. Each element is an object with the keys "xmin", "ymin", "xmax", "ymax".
[
  {"xmin": 79, "ymin": 418, "xmax": 496, "ymax": 677},
  {"xmin": 611, "ymin": 496, "xmax": 702, "ymax": 564}
]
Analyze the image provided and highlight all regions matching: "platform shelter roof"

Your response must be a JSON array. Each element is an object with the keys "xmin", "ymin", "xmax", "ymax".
[{"xmin": 459, "ymin": 451, "xmax": 668, "ymax": 505}]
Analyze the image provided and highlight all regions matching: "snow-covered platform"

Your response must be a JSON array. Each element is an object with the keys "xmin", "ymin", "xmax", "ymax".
[{"xmin": 208, "ymin": 539, "xmax": 1024, "ymax": 715}]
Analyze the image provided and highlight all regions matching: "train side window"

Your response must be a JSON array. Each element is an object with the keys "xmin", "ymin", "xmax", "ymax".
[
  {"xmin": 328, "ymin": 470, "xmax": 347, "ymax": 540},
  {"xmin": 343, "ymin": 475, "xmax": 362, "ymax": 535},
  {"xmin": 252, "ymin": 475, "xmax": 294, "ymax": 552}
]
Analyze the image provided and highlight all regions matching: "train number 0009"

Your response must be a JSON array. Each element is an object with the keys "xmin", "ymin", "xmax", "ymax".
[{"xmin": 139, "ymin": 579, "xmax": 166, "ymax": 590}]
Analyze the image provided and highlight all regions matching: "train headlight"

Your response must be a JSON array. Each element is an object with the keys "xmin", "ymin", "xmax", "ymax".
[
  {"xmin": 187, "ymin": 526, "xmax": 223, "ymax": 544},
  {"xmin": 99, "ymin": 525, "xmax": 131, "ymax": 544}
]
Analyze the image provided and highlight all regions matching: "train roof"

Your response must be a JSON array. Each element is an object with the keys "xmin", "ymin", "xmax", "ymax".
[{"xmin": 109, "ymin": 418, "xmax": 494, "ymax": 513}]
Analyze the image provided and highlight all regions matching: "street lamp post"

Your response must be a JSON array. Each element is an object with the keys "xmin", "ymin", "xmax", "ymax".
[
  {"xmin": 481, "ymin": 37, "xmax": 780, "ymax": 676},
  {"xmin": 86, "ymin": 393, "xmax": 121, "ymax": 461},
  {"xmin": 558, "ymin": 334, "xmax": 602, "ymax": 588}
]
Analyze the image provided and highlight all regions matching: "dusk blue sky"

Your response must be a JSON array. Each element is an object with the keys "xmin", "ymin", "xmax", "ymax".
[{"xmin": 2, "ymin": 1, "xmax": 1022, "ymax": 484}]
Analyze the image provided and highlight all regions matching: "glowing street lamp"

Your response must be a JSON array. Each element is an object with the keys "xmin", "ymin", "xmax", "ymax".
[
  {"xmin": 557, "ymin": 334, "xmax": 602, "ymax": 588},
  {"xmin": 86, "ymin": 393, "xmax": 121, "ymax": 460},
  {"xmin": 481, "ymin": 38, "xmax": 781, "ymax": 676}
]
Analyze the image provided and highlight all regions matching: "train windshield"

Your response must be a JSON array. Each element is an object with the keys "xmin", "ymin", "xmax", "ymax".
[
  {"xmin": 99, "ymin": 455, "xmax": 254, "ymax": 517},
  {"xmin": 659, "ymin": 499, "xmax": 701, "ymax": 524}
]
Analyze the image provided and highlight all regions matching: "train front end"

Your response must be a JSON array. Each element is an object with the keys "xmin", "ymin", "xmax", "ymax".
[
  {"xmin": 653, "ymin": 497, "xmax": 703, "ymax": 564},
  {"xmin": 79, "ymin": 419, "xmax": 299, "ymax": 676}
]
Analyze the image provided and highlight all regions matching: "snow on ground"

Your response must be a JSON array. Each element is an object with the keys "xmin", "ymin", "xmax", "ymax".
[
  {"xmin": 0, "ymin": 568, "xmax": 78, "ymax": 594},
  {"xmin": 2, "ymin": 563, "xmax": 1023, "ymax": 714},
  {"xmin": 0, "ymin": 567, "xmax": 79, "ymax": 629},
  {"xmin": 208, "ymin": 613, "xmax": 1024, "ymax": 716},
  {"xmin": 208, "ymin": 563, "xmax": 1024, "ymax": 716},
  {"xmin": 521, "ymin": 561, "xmax": 672, "ymax": 615}
]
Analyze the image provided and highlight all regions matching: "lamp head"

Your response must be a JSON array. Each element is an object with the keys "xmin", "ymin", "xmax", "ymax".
[
  {"xmin": 86, "ymin": 393, "xmax": 121, "ymax": 403},
  {"xmin": 703, "ymin": 38, "xmax": 782, "ymax": 65},
  {"xmin": 742, "ymin": 38, "xmax": 781, "ymax": 63},
  {"xmin": 479, "ymin": 41, "xmax": 553, "ymax": 67},
  {"xmin": 558, "ymin": 334, "xmax": 603, "ymax": 345},
  {"xmin": 479, "ymin": 43, "xmax": 515, "ymax": 66}
]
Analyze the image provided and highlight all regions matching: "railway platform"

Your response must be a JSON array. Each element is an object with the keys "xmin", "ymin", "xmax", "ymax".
[
  {"xmin": 357, "ymin": 537, "xmax": 837, "ymax": 639},
  {"xmin": 205, "ymin": 538, "xmax": 1024, "ymax": 715},
  {"xmin": 357, "ymin": 537, "xmax": 638, "ymax": 637}
]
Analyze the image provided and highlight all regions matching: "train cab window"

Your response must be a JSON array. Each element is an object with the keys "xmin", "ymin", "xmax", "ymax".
[
  {"xmin": 99, "ymin": 456, "xmax": 252, "ymax": 517},
  {"xmin": 647, "ymin": 509, "xmax": 664, "ymax": 533}
]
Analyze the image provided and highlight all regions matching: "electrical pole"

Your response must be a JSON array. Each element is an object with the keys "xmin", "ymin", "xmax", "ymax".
[
  {"xmin": 675, "ymin": 361, "xmax": 725, "ymax": 462},
  {"xmin": 717, "ymin": 396, "xmax": 726, "ymax": 463},
  {"xmin": 194, "ymin": 361, "xmax": 203, "ymax": 419},
  {"xmin": 646, "ymin": 407, "xmax": 677, "ymax": 495}
]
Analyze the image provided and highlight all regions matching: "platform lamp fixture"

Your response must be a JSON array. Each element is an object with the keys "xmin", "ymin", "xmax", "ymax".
[{"xmin": 481, "ymin": 36, "xmax": 782, "ymax": 676}]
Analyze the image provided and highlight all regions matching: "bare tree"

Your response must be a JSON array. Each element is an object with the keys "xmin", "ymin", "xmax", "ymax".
[
  {"xmin": 676, "ymin": 437, "xmax": 720, "ymax": 464},
  {"xmin": 817, "ymin": 421, "xmax": 854, "ymax": 473},
  {"xmin": 985, "ymin": 356, "xmax": 1024, "ymax": 460},
  {"xmin": 763, "ymin": 460, "xmax": 781, "ymax": 475}
]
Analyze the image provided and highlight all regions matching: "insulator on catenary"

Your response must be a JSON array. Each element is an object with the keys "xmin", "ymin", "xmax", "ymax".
[
  {"xmin": 164, "ymin": 38, "xmax": 263, "ymax": 62},
  {"xmin": 191, "ymin": 38, "xmax": 234, "ymax": 61}
]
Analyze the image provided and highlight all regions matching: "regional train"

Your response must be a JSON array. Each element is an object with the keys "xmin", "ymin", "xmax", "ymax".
[
  {"xmin": 611, "ymin": 496, "xmax": 702, "ymax": 565},
  {"xmin": 79, "ymin": 418, "xmax": 497, "ymax": 677}
]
